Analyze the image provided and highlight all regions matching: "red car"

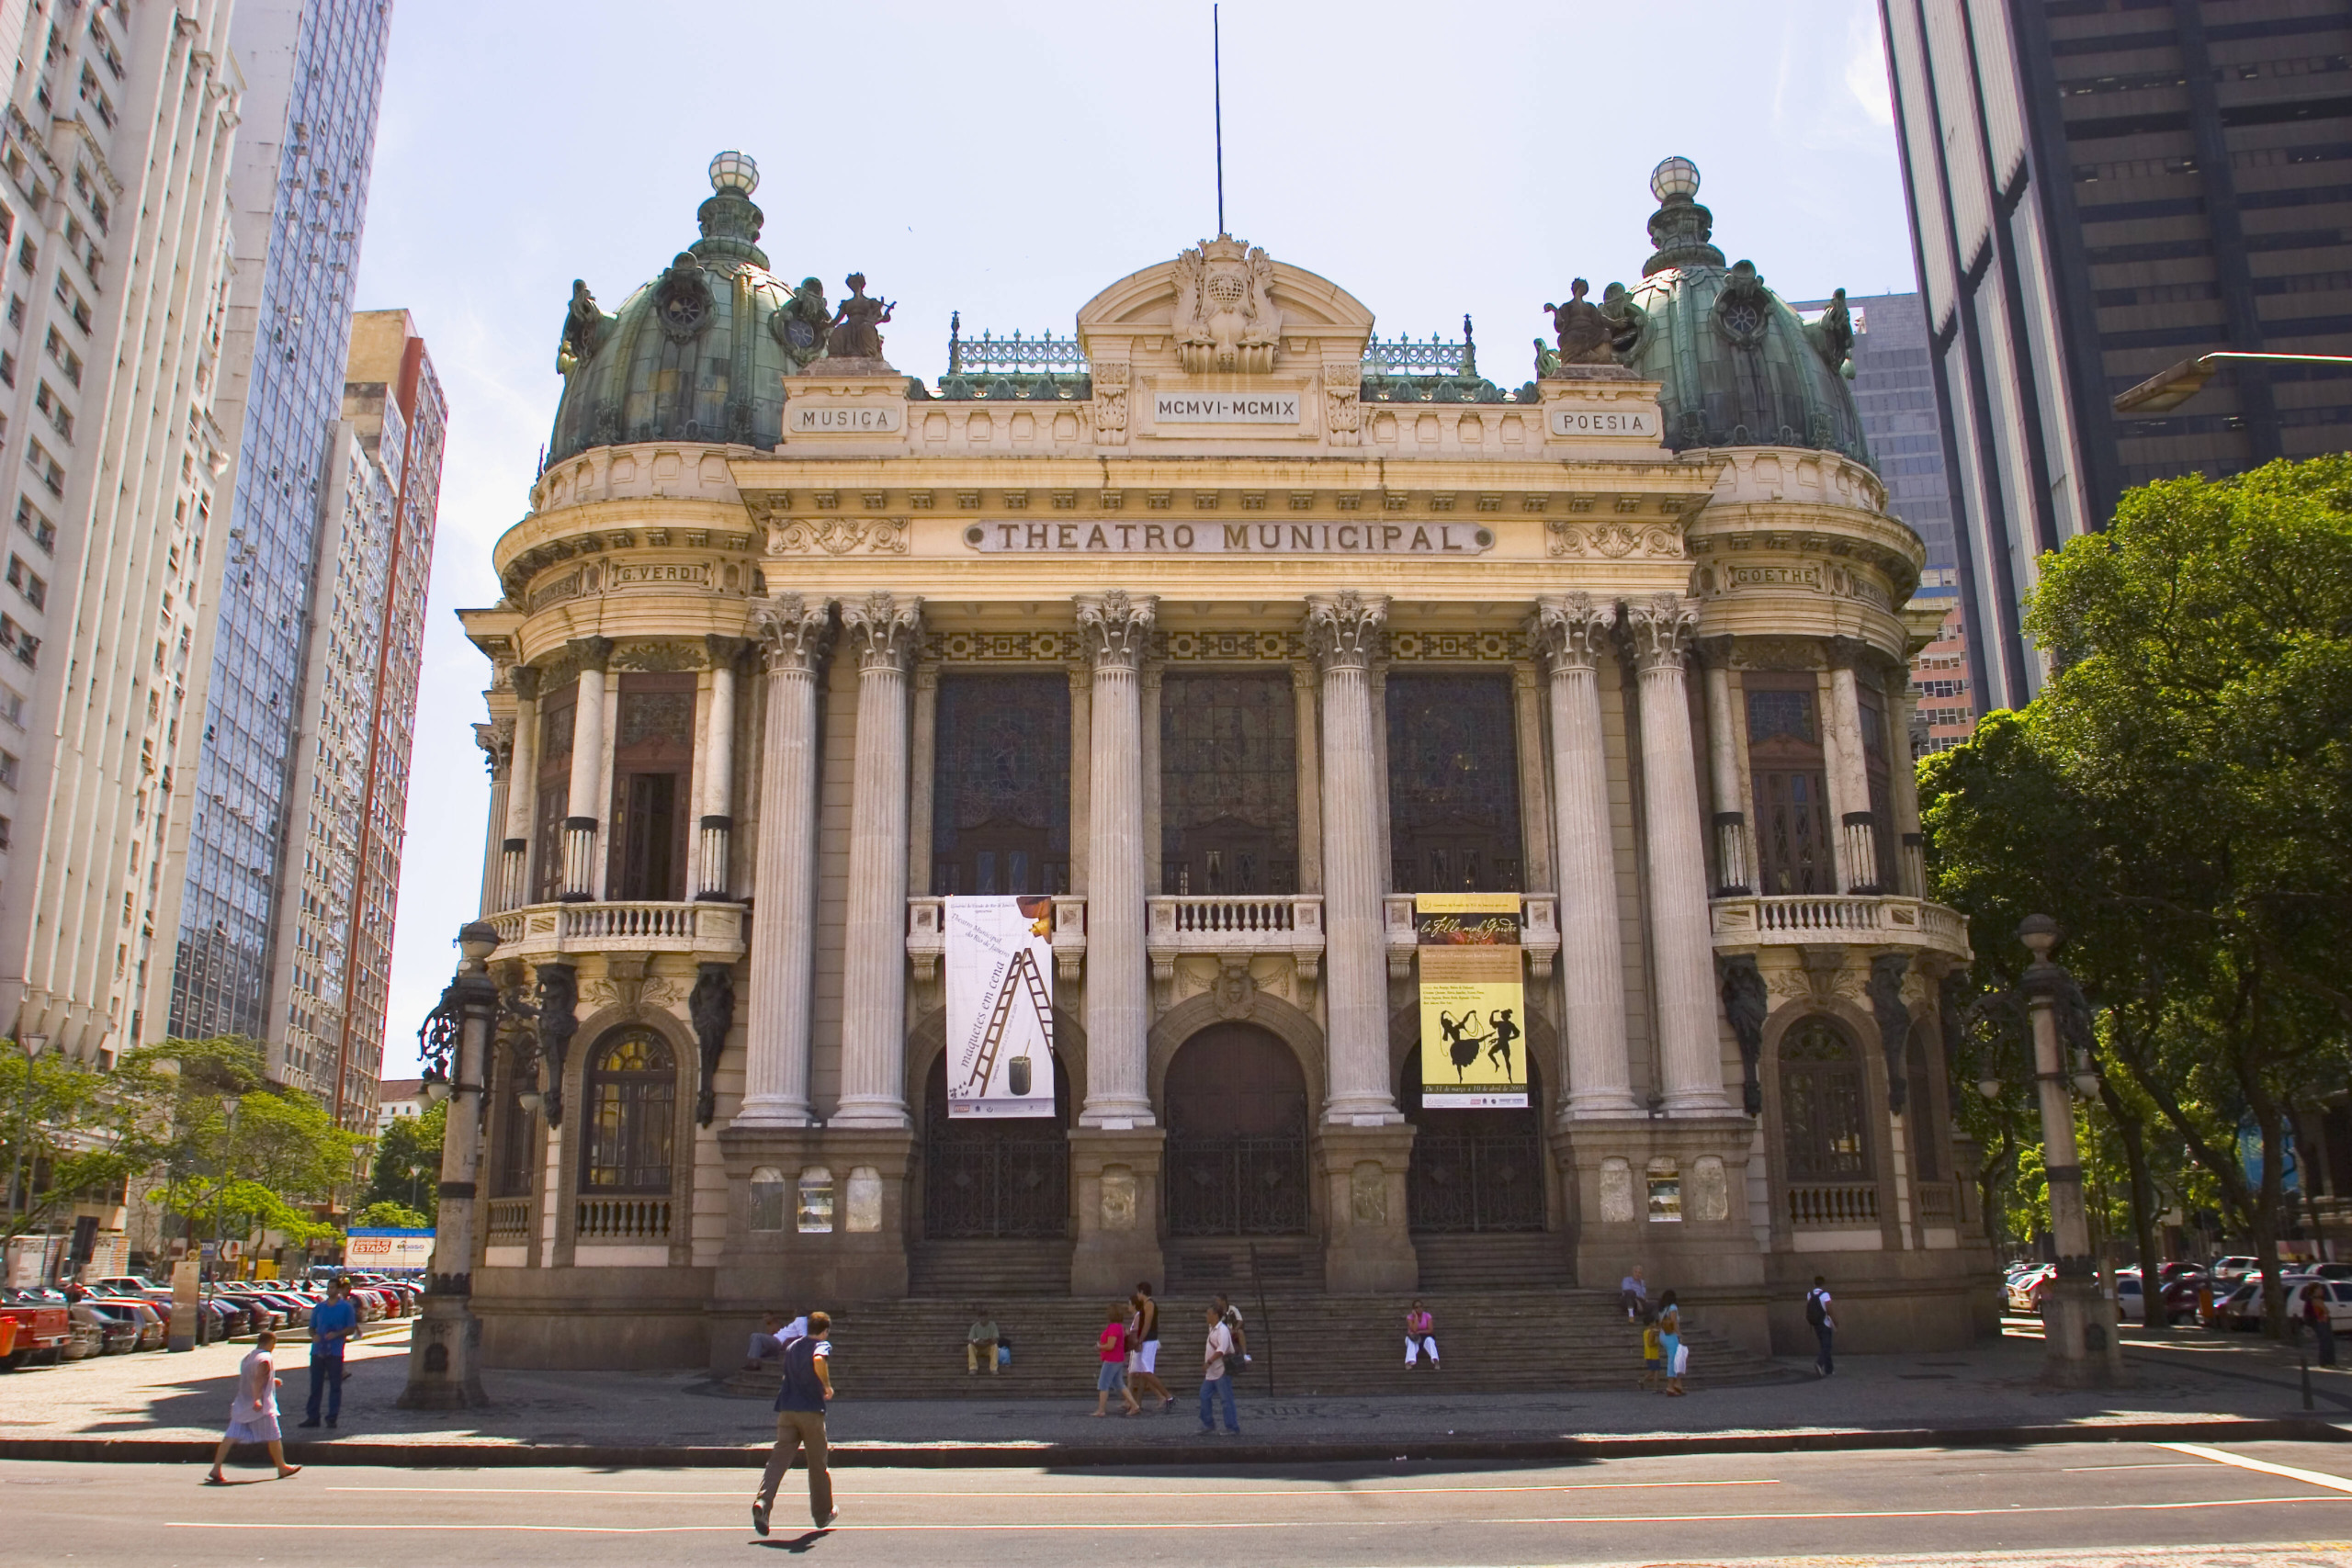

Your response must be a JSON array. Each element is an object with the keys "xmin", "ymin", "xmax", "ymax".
[{"xmin": 0, "ymin": 1288, "xmax": 71, "ymax": 1369}]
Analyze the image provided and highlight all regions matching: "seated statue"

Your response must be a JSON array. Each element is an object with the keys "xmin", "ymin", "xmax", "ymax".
[
  {"xmin": 1543, "ymin": 278, "xmax": 1618, "ymax": 366},
  {"xmin": 825, "ymin": 273, "xmax": 895, "ymax": 363}
]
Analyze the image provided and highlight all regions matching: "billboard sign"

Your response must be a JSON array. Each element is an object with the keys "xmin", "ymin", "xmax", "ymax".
[{"xmin": 344, "ymin": 1228, "xmax": 434, "ymax": 1273}]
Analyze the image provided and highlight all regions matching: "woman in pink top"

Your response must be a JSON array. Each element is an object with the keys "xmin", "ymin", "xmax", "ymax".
[
  {"xmin": 1404, "ymin": 1299, "xmax": 1440, "ymax": 1370},
  {"xmin": 205, "ymin": 1329, "xmax": 301, "ymax": 1483},
  {"xmin": 1092, "ymin": 1302, "xmax": 1139, "ymax": 1416}
]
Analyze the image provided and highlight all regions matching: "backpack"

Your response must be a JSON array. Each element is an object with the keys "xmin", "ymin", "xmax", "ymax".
[{"xmin": 1805, "ymin": 1290, "xmax": 1827, "ymax": 1328}]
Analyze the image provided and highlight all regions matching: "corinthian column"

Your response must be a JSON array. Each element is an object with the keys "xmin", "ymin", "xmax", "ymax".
[
  {"xmin": 696, "ymin": 637, "xmax": 745, "ymax": 899},
  {"xmin": 499, "ymin": 669, "xmax": 539, "ymax": 910},
  {"xmin": 1702, "ymin": 656, "xmax": 1753, "ymax": 896},
  {"xmin": 1531, "ymin": 594, "xmax": 1636, "ymax": 1118},
  {"xmin": 1075, "ymin": 591, "xmax": 1157, "ymax": 1126},
  {"xmin": 1307, "ymin": 591, "xmax": 1399, "ymax": 1125},
  {"xmin": 831, "ymin": 592, "xmax": 922, "ymax": 1129},
  {"xmin": 1623, "ymin": 593, "xmax": 1730, "ymax": 1115},
  {"xmin": 560, "ymin": 637, "xmax": 612, "ymax": 901},
  {"xmin": 735, "ymin": 596, "xmax": 831, "ymax": 1128},
  {"xmin": 1827, "ymin": 651, "xmax": 1882, "ymax": 893}
]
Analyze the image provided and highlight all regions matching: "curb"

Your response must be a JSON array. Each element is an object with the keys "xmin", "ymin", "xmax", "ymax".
[{"xmin": 6, "ymin": 1416, "xmax": 2346, "ymax": 1470}]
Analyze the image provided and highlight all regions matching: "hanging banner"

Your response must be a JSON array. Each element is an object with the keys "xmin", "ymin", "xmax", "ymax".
[
  {"xmin": 944, "ymin": 895, "xmax": 1057, "ymax": 1119},
  {"xmin": 1416, "ymin": 893, "xmax": 1529, "ymax": 1109}
]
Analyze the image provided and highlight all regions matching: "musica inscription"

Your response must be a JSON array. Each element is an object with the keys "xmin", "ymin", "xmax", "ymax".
[
  {"xmin": 966, "ymin": 521, "xmax": 1494, "ymax": 555},
  {"xmin": 788, "ymin": 402, "xmax": 905, "ymax": 434}
]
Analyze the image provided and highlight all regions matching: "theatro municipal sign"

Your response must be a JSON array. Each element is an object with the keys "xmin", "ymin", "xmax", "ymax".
[
  {"xmin": 1152, "ymin": 391, "xmax": 1300, "ymax": 423},
  {"xmin": 966, "ymin": 520, "xmax": 1495, "ymax": 555}
]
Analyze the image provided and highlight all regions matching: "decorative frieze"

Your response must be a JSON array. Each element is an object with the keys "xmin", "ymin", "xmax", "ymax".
[
  {"xmin": 1545, "ymin": 518, "xmax": 1687, "ymax": 559},
  {"xmin": 766, "ymin": 516, "xmax": 909, "ymax": 556},
  {"xmin": 1386, "ymin": 629, "xmax": 1522, "ymax": 662}
]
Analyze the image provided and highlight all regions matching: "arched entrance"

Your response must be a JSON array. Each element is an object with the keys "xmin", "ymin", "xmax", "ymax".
[
  {"xmin": 1163, "ymin": 1023, "xmax": 1310, "ymax": 1235},
  {"xmin": 921, "ymin": 1052, "xmax": 1070, "ymax": 1238},
  {"xmin": 1402, "ymin": 1044, "xmax": 1545, "ymax": 1232}
]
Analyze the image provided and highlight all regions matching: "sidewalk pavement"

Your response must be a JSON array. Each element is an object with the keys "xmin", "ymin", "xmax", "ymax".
[{"xmin": 3, "ymin": 1322, "xmax": 2347, "ymax": 1467}]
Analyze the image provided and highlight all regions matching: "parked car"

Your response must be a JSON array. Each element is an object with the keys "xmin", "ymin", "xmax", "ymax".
[
  {"xmin": 84, "ymin": 1297, "xmax": 165, "ymax": 1351},
  {"xmin": 90, "ymin": 1275, "xmax": 166, "ymax": 1297},
  {"xmin": 0, "ymin": 1287, "xmax": 70, "ymax": 1369},
  {"xmin": 2216, "ymin": 1277, "xmax": 2352, "ymax": 1331},
  {"xmin": 2115, "ymin": 1269, "xmax": 2199, "ymax": 1325},
  {"xmin": 2210, "ymin": 1256, "xmax": 2261, "ymax": 1284},
  {"xmin": 58, "ymin": 1321, "xmax": 104, "ymax": 1360},
  {"xmin": 70, "ymin": 1301, "xmax": 139, "ymax": 1355},
  {"xmin": 2007, "ymin": 1266, "xmax": 2056, "ymax": 1314}
]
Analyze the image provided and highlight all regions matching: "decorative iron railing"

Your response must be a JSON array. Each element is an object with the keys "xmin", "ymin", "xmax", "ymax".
[
  {"xmin": 922, "ymin": 1130, "xmax": 1069, "ymax": 1240},
  {"xmin": 1786, "ymin": 1182, "xmax": 1880, "ymax": 1228},
  {"xmin": 576, "ymin": 1195, "xmax": 671, "ymax": 1241},
  {"xmin": 1166, "ymin": 1134, "xmax": 1311, "ymax": 1237},
  {"xmin": 1408, "ymin": 1131, "xmax": 1547, "ymax": 1233},
  {"xmin": 946, "ymin": 315, "xmax": 1087, "ymax": 377},
  {"xmin": 1363, "ymin": 317, "xmax": 1476, "ymax": 378}
]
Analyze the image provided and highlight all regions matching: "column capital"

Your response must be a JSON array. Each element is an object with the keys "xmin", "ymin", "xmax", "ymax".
[
  {"xmin": 753, "ymin": 592, "xmax": 835, "ymax": 673},
  {"xmin": 509, "ymin": 665, "xmax": 541, "ymax": 703},
  {"xmin": 1290, "ymin": 659, "xmax": 1317, "ymax": 694},
  {"xmin": 840, "ymin": 591, "xmax": 923, "ymax": 673},
  {"xmin": 567, "ymin": 635, "xmax": 614, "ymax": 673},
  {"xmin": 1305, "ymin": 590, "xmax": 1388, "ymax": 671},
  {"xmin": 1075, "ymin": 590, "xmax": 1158, "ymax": 671},
  {"xmin": 1529, "ymin": 592, "xmax": 1617, "ymax": 673},
  {"xmin": 474, "ymin": 718, "xmax": 514, "ymax": 779},
  {"xmin": 704, "ymin": 634, "xmax": 751, "ymax": 671},
  {"xmin": 1622, "ymin": 592, "xmax": 1700, "ymax": 671}
]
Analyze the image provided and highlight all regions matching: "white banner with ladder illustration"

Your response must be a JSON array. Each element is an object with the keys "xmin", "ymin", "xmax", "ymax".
[{"xmin": 944, "ymin": 895, "xmax": 1057, "ymax": 1119}]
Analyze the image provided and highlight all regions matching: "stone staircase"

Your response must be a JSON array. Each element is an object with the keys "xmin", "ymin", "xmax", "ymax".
[
  {"xmin": 1413, "ymin": 1233, "xmax": 1572, "ymax": 1292},
  {"xmin": 727, "ymin": 1290, "xmax": 1793, "ymax": 1401},
  {"xmin": 906, "ymin": 1238, "xmax": 1074, "ymax": 1302}
]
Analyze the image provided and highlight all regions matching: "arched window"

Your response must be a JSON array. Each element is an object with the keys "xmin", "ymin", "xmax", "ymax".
[
  {"xmin": 581, "ymin": 1032, "xmax": 675, "ymax": 1193},
  {"xmin": 1780, "ymin": 1019, "xmax": 1868, "ymax": 1179}
]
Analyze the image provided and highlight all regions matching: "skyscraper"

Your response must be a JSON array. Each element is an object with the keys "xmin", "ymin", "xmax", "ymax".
[
  {"xmin": 1878, "ymin": 0, "xmax": 2351, "ymax": 709},
  {"xmin": 164, "ymin": 0, "xmax": 390, "ymax": 1063},
  {"xmin": 0, "ymin": 2, "xmax": 243, "ymax": 1064}
]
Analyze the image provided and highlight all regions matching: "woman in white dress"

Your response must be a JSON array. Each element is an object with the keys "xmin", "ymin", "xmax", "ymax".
[{"xmin": 205, "ymin": 1328, "xmax": 301, "ymax": 1483}]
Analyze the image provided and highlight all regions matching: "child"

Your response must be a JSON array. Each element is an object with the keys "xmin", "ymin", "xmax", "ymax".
[
  {"xmin": 1093, "ymin": 1302, "xmax": 1139, "ymax": 1416},
  {"xmin": 1659, "ymin": 1290, "xmax": 1687, "ymax": 1396},
  {"xmin": 1640, "ymin": 1308, "xmax": 1664, "ymax": 1392}
]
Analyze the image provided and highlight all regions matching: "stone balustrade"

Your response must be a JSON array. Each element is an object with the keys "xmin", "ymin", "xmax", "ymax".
[
  {"xmin": 1709, "ymin": 894, "xmax": 1970, "ymax": 961},
  {"xmin": 485, "ymin": 1198, "xmax": 532, "ymax": 1244},
  {"xmin": 1379, "ymin": 894, "xmax": 1561, "ymax": 980},
  {"xmin": 576, "ymin": 1196, "xmax": 671, "ymax": 1242},
  {"xmin": 1145, "ymin": 894, "xmax": 1326, "ymax": 986},
  {"xmin": 487, "ymin": 899, "xmax": 747, "ymax": 962},
  {"xmin": 906, "ymin": 896, "xmax": 1087, "ymax": 983},
  {"xmin": 1786, "ymin": 1181, "xmax": 1881, "ymax": 1229}
]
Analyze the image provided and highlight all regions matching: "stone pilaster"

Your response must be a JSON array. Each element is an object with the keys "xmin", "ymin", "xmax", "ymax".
[
  {"xmin": 1075, "ymin": 590, "xmax": 1156, "ymax": 1126},
  {"xmin": 1531, "ymin": 594, "xmax": 1636, "ymax": 1118},
  {"xmin": 696, "ymin": 637, "xmax": 745, "ymax": 899},
  {"xmin": 1068, "ymin": 1127, "xmax": 1166, "ymax": 1295},
  {"xmin": 561, "ymin": 637, "xmax": 612, "ymax": 900},
  {"xmin": 500, "ymin": 668, "xmax": 539, "ymax": 910},
  {"xmin": 1623, "ymin": 593, "xmax": 1730, "ymax": 1115},
  {"xmin": 1306, "ymin": 591, "xmax": 1398, "ymax": 1125},
  {"xmin": 475, "ymin": 716, "xmax": 514, "ymax": 919},
  {"xmin": 832, "ymin": 592, "xmax": 922, "ymax": 1129},
  {"xmin": 737, "ymin": 595, "xmax": 831, "ymax": 1129},
  {"xmin": 1317, "ymin": 1124, "xmax": 1418, "ymax": 1292},
  {"xmin": 1827, "ymin": 655, "xmax": 1880, "ymax": 893},
  {"xmin": 1701, "ymin": 655, "xmax": 1753, "ymax": 896}
]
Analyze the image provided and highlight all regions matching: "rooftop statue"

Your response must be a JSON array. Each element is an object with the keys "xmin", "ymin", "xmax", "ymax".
[
  {"xmin": 824, "ymin": 273, "xmax": 895, "ymax": 364},
  {"xmin": 1543, "ymin": 278, "xmax": 1617, "ymax": 366},
  {"xmin": 771, "ymin": 276, "xmax": 831, "ymax": 368},
  {"xmin": 1172, "ymin": 237, "xmax": 1281, "ymax": 375},
  {"xmin": 1600, "ymin": 282, "xmax": 1648, "ymax": 355},
  {"xmin": 1805, "ymin": 286, "xmax": 1857, "ymax": 378},
  {"xmin": 557, "ymin": 280, "xmax": 613, "ymax": 375}
]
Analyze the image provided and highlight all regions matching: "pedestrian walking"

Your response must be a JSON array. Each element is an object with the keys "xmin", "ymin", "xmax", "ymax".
[
  {"xmin": 1094, "ymin": 1302, "xmax": 1140, "ymax": 1416},
  {"xmin": 967, "ymin": 1306, "xmax": 1000, "ymax": 1376},
  {"xmin": 1403, "ymin": 1299, "xmax": 1440, "ymax": 1370},
  {"xmin": 1619, "ymin": 1264, "xmax": 1648, "ymax": 1321},
  {"xmin": 296, "ymin": 1278, "xmax": 358, "ymax": 1429},
  {"xmin": 1199, "ymin": 1304, "xmax": 1240, "ymax": 1435},
  {"xmin": 1658, "ymin": 1291, "xmax": 1687, "ymax": 1396},
  {"xmin": 2305, "ymin": 1284, "xmax": 2337, "ymax": 1367},
  {"xmin": 1128, "ymin": 1287, "xmax": 1173, "ymax": 1411},
  {"xmin": 1213, "ymin": 1292, "xmax": 1250, "ymax": 1368},
  {"xmin": 1806, "ymin": 1275, "xmax": 1837, "ymax": 1376},
  {"xmin": 1639, "ymin": 1308, "xmax": 1664, "ymax": 1392},
  {"xmin": 752, "ymin": 1309, "xmax": 835, "ymax": 1537},
  {"xmin": 205, "ymin": 1329, "xmax": 300, "ymax": 1483}
]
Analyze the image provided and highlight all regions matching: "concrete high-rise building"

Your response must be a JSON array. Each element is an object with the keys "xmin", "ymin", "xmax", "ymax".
[
  {"xmin": 163, "ymin": 0, "xmax": 390, "ymax": 1076},
  {"xmin": 0, "ymin": 2, "xmax": 243, "ymax": 1063},
  {"xmin": 1878, "ymin": 0, "xmax": 2351, "ymax": 710}
]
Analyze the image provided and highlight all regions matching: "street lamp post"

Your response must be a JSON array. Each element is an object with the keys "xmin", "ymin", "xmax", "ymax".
[
  {"xmin": 2018, "ymin": 915, "xmax": 2130, "ymax": 1388},
  {"xmin": 397, "ymin": 921, "xmax": 502, "ymax": 1410},
  {"xmin": 2112, "ymin": 351, "xmax": 2352, "ymax": 414}
]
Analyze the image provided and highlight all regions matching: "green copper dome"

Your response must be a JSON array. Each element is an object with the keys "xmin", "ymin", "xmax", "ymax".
[
  {"xmin": 1601, "ymin": 159, "xmax": 1871, "ymax": 468},
  {"xmin": 547, "ymin": 152, "xmax": 829, "ymax": 463}
]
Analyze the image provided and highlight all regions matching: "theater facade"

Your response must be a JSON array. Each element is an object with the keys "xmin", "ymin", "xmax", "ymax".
[{"xmin": 458, "ymin": 152, "xmax": 1989, "ymax": 1370}]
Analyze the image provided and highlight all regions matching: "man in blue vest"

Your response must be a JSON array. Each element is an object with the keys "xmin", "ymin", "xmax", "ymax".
[
  {"xmin": 752, "ymin": 1308, "xmax": 836, "ymax": 1536},
  {"xmin": 298, "ymin": 1278, "xmax": 360, "ymax": 1428}
]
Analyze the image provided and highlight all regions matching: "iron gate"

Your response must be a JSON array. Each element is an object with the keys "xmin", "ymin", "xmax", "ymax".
[
  {"xmin": 1408, "ymin": 1131, "xmax": 1546, "ymax": 1232},
  {"xmin": 1165, "ymin": 1134, "xmax": 1309, "ymax": 1236},
  {"xmin": 922, "ymin": 1130, "xmax": 1069, "ymax": 1239}
]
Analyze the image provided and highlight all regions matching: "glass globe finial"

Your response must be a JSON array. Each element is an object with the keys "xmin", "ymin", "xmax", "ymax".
[
  {"xmin": 1650, "ymin": 156, "xmax": 1701, "ymax": 202},
  {"xmin": 708, "ymin": 150, "xmax": 759, "ymax": 197}
]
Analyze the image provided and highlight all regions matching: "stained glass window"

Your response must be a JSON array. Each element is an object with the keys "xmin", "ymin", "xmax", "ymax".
[
  {"xmin": 1747, "ymin": 681, "xmax": 1832, "ymax": 896},
  {"xmin": 1385, "ymin": 673, "xmax": 1522, "ymax": 893},
  {"xmin": 932, "ymin": 674, "xmax": 1069, "ymax": 896},
  {"xmin": 1780, "ymin": 1020, "xmax": 1869, "ymax": 1179},
  {"xmin": 1159, "ymin": 672, "xmax": 1297, "ymax": 895},
  {"xmin": 582, "ymin": 1031, "xmax": 675, "ymax": 1193}
]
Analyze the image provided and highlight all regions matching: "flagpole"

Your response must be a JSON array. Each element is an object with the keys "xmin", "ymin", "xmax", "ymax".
[{"xmin": 1213, "ymin": 4, "xmax": 1225, "ymax": 236}]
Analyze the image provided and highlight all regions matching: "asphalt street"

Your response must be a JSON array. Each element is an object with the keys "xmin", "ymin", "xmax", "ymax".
[{"xmin": 7, "ymin": 1438, "xmax": 2352, "ymax": 1566}]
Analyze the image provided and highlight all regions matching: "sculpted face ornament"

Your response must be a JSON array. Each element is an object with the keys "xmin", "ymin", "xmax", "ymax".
[
  {"xmin": 653, "ymin": 253, "xmax": 714, "ymax": 342},
  {"xmin": 1171, "ymin": 236, "xmax": 1282, "ymax": 375}
]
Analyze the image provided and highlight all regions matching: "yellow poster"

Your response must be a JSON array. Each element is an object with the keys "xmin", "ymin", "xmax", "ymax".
[{"xmin": 1415, "ymin": 893, "xmax": 1529, "ymax": 1109}]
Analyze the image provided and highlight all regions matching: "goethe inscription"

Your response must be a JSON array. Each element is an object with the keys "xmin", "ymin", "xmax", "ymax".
[{"xmin": 967, "ymin": 521, "xmax": 1494, "ymax": 555}]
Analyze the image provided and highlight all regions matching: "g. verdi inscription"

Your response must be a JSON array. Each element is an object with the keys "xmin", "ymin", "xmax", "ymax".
[
  {"xmin": 1152, "ymin": 391, "xmax": 1300, "ymax": 424},
  {"xmin": 966, "ymin": 520, "xmax": 1493, "ymax": 555}
]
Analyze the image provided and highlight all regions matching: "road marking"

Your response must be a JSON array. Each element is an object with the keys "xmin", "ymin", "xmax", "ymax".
[
  {"xmin": 2061, "ymin": 1461, "xmax": 2214, "ymax": 1472},
  {"xmin": 322, "ymin": 1479, "xmax": 1782, "ymax": 1499},
  {"xmin": 2160, "ymin": 1442, "xmax": 2352, "ymax": 1494},
  {"xmin": 165, "ymin": 1496, "xmax": 2352, "ymax": 1533}
]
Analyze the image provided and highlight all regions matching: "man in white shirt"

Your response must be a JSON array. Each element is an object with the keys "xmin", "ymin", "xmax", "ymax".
[
  {"xmin": 743, "ymin": 1310, "xmax": 808, "ymax": 1371},
  {"xmin": 1806, "ymin": 1277, "xmax": 1836, "ymax": 1376},
  {"xmin": 1199, "ymin": 1305, "xmax": 1239, "ymax": 1435}
]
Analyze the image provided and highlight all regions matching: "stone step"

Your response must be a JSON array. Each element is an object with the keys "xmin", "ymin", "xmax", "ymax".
[
  {"xmin": 1412, "ymin": 1232, "xmax": 1574, "ymax": 1292},
  {"xmin": 906, "ymin": 1239, "xmax": 1075, "ymax": 1301}
]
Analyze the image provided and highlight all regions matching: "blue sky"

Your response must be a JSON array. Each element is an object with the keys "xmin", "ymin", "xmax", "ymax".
[{"xmin": 356, "ymin": 0, "xmax": 1919, "ymax": 1077}]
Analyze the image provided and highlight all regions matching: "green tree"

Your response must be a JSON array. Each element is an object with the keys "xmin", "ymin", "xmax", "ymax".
[
  {"xmin": 352, "ymin": 1200, "xmax": 431, "ymax": 1230},
  {"xmin": 363, "ymin": 1101, "xmax": 445, "ymax": 1223},
  {"xmin": 0, "ymin": 1048, "xmax": 173, "ymax": 1240},
  {"xmin": 135, "ymin": 1037, "xmax": 361, "ymax": 1258}
]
